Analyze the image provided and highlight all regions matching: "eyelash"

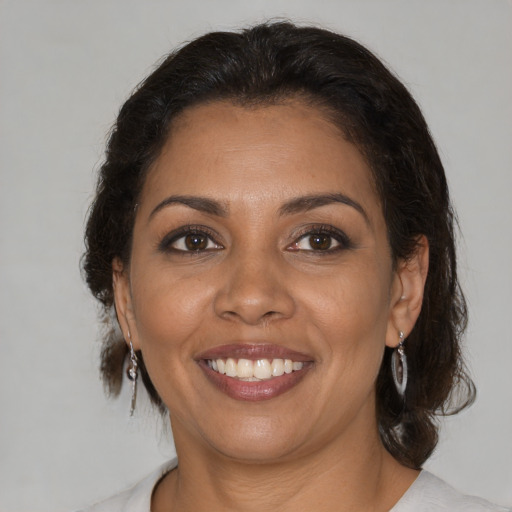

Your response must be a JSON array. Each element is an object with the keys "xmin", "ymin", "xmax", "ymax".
[
  {"xmin": 157, "ymin": 224, "xmax": 352, "ymax": 255},
  {"xmin": 158, "ymin": 225, "xmax": 223, "ymax": 254},
  {"xmin": 289, "ymin": 225, "xmax": 352, "ymax": 254}
]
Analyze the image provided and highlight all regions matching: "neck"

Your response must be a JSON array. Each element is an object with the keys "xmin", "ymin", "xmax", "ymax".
[{"xmin": 152, "ymin": 417, "xmax": 418, "ymax": 512}]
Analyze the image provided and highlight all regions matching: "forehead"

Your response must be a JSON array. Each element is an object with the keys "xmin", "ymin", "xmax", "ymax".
[{"xmin": 141, "ymin": 100, "xmax": 380, "ymax": 217}]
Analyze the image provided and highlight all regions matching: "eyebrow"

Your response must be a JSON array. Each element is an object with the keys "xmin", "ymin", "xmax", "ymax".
[
  {"xmin": 149, "ymin": 195, "xmax": 229, "ymax": 221},
  {"xmin": 148, "ymin": 192, "xmax": 370, "ymax": 225},
  {"xmin": 278, "ymin": 193, "xmax": 370, "ymax": 225}
]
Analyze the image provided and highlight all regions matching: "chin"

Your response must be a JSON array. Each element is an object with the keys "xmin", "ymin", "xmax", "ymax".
[
  {"xmin": 214, "ymin": 438, "xmax": 302, "ymax": 464},
  {"xmin": 197, "ymin": 415, "xmax": 309, "ymax": 463}
]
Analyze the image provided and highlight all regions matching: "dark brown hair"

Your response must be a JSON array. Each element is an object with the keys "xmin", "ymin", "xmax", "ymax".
[{"xmin": 83, "ymin": 21, "xmax": 475, "ymax": 469}]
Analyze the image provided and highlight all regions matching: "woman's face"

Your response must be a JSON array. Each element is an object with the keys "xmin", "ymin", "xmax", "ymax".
[{"xmin": 115, "ymin": 100, "xmax": 413, "ymax": 462}]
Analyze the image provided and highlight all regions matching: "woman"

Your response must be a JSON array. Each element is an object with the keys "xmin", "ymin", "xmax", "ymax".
[{"xmin": 81, "ymin": 22, "xmax": 509, "ymax": 511}]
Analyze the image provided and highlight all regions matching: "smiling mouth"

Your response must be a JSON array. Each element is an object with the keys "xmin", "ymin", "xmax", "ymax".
[
  {"xmin": 205, "ymin": 357, "xmax": 305, "ymax": 381},
  {"xmin": 196, "ymin": 344, "xmax": 313, "ymax": 401}
]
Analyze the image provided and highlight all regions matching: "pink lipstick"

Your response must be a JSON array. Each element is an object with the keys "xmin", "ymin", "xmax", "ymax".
[{"xmin": 196, "ymin": 344, "xmax": 313, "ymax": 401}]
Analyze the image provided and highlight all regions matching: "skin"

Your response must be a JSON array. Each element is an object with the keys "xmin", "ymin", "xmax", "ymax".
[{"xmin": 113, "ymin": 99, "xmax": 429, "ymax": 511}]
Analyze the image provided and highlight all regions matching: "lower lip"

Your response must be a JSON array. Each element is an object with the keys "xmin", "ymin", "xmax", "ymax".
[{"xmin": 197, "ymin": 360, "xmax": 312, "ymax": 401}]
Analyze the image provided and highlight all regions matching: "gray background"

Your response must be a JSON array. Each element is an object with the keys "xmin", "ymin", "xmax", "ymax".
[{"xmin": 0, "ymin": 0, "xmax": 511, "ymax": 510}]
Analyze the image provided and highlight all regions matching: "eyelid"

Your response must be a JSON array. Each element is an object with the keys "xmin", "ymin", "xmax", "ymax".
[
  {"xmin": 158, "ymin": 225, "xmax": 223, "ymax": 253},
  {"xmin": 287, "ymin": 224, "xmax": 352, "ymax": 252}
]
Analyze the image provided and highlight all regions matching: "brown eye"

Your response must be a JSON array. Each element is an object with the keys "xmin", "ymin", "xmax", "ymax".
[
  {"xmin": 308, "ymin": 234, "xmax": 332, "ymax": 250},
  {"xmin": 184, "ymin": 233, "xmax": 208, "ymax": 251},
  {"xmin": 162, "ymin": 228, "xmax": 222, "ymax": 253},
  {"xmin": 289, "ymin": 227, "xmax": 349, "ymax": 253}
]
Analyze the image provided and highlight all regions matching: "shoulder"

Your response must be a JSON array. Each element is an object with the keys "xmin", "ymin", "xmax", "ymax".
[
  {"xmin": 76, "ymin": 459, "xmax": 177, "ymax": 512},
  {"xmin": 393, "ymin": 471, "xmax": 511, "ymax": 512}
]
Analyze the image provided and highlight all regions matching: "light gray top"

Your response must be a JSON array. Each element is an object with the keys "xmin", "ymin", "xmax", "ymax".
[{"xmin": 80, "ymin": 458, "xmax": 511, "ymax": 511}]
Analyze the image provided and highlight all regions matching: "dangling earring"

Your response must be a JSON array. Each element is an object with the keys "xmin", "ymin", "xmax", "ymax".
[
  {"xmin": 126, "ymin": 334, "xmax": 138, "ymax": 416},
  {"xmin": 391, "ymin": 331, "xmax": 408, "ymax": 398}
]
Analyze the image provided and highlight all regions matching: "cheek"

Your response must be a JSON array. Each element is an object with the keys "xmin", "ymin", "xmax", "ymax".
[
  {"xmin": 303, "ymin": 264, "xmax": 390, "ymax": 329},
  {"xmin": 129, "ymin": 271, "xmax": 219, "ymax": 411},
  {"xmin": 300, "ymin": 264, "xmax": 391, "ymax": 376},
  {"xmin": 131, "ymin": 269, "xmax": 215, "ymax": 354}
]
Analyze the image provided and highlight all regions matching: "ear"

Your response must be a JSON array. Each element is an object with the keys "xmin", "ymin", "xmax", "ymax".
[
  {"xmin": 386, "ymin": 235, "xmax": 429, "ymax": 348},
  {"xmin": 112, "ymin": 257, "xmax": 140, "ymax": 350}
]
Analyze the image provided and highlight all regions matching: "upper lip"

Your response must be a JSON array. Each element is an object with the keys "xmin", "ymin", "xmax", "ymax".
[{"xmin": 196, "ymin": 343, "xmax": 313, "ymax": 362}]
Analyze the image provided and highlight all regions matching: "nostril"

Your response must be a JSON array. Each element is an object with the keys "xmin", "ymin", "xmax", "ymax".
[
  {"xmin": 260, "ymin": 311, "xmax": 282, "ymax": 326},
  {"xmin": 219, "ymin": 308, "xmax": 284, "ymax": 325}
]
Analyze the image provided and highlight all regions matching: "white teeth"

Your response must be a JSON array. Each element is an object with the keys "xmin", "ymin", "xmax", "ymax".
[
  {"xmin": 254, "ymin": 359, "xmax": 271, "ymax": 379},
  {"xmin": 237, "ymin": 359, "xmax": 253, "ymax": 378},
  {"xmin": 225, "ymin": 358, "xmax": 237, "ymax": 377},
  {"xmin": 207, "ymin": 357, "xmax": 306, "ymax": 380},
  {"xmin": 271, "ymin": 358, "xmax": 285, "ymax": 377}
]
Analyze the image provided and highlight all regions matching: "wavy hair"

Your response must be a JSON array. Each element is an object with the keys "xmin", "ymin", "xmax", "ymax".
[{"xmin": 83, "ymin": 21, "xmax": 475, "ymax": 469}]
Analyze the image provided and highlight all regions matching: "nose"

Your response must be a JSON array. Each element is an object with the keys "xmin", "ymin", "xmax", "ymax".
[{"xmin": 213, "ymin": 251, "xmax": 296, "ymax": 326}]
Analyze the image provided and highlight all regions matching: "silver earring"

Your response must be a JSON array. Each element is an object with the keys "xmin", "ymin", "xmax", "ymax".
[
  {"xmin": 126, "ymin": 336, "xmax": 138, "ymax": 416},
  {"xmin": 391, "ymin": 331, "xmax": 408, "ymax": 398}
]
